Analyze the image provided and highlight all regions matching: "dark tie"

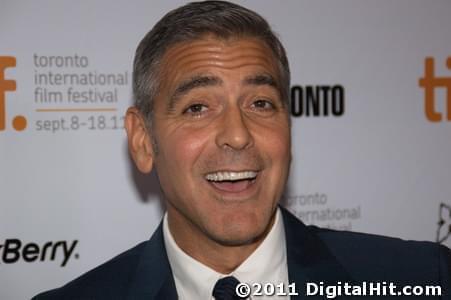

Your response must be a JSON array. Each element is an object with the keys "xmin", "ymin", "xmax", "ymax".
[{"xmin": 212, "ymin": 276, "xmax": 247, "ymax": 300}]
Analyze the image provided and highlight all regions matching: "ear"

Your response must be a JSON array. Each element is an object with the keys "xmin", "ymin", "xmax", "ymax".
[{"xmin": 124, "ymin": 107, "xmax": 154, "ymax": 173}]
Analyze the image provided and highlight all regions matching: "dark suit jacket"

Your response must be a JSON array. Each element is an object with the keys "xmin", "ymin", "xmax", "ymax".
[{"xmin": 33, "ymin": 208, "xmax": 451, "ymax": 299}]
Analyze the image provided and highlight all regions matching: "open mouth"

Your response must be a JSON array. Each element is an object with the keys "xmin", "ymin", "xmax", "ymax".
[{"xmin": 205, "ymin": 171, "xmax": 258, "ymax": 193}]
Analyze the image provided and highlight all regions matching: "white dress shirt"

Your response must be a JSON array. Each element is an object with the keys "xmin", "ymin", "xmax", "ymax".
[{"xmin": 163, "ymin": 207, "xmax": 290, "ymax": 299}]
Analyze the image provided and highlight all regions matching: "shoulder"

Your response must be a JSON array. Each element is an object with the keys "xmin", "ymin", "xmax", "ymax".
[
  {"xmin": 311, "ymin": 225, "xmax": 451, "ymax": 282},
  {"xmin": 312, "ymin": 224, "xmax": 449, "ymax": 261},
  {"xmin": 281, "ymin": 207, "xmax": 450, "ymax": 278},
  {"xmin": 281, "ymin": 206, "xmax": 450, "ymax": 287},
  {"xmin": 32, "ymin": 241, "xmax": 148, "ymax": 300}
]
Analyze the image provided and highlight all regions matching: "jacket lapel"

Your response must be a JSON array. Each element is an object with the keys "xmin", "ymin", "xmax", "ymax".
[
  {"xmin": 126, "ymin": 223, "xmax": 178, "ymax": 300},
  {"xmin": 281, "ymin": 207, "xmax": 356, "ymax": 299}
]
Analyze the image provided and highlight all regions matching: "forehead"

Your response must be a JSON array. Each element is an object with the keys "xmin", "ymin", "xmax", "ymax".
[{"xmin": 157, "ymin": 36, "xmax": 280, "ymax": 91}]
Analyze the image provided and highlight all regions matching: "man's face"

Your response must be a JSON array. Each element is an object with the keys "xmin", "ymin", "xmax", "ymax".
[{"xmin": 151, "ymin": 37, "xmax": 291, "ymax": 246}]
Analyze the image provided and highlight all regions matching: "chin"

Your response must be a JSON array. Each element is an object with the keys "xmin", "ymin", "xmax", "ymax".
[
  {"xmin": 209, "ymin": 231, "xmax": 262, "ymax": 247},
  {"xmin": 206, "ymin": 215, "xmax": 272, "ymax": 247}
]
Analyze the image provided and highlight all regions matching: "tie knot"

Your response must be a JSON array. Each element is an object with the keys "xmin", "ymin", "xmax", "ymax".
[{"xmin": 212, "ymin": 276, "xmax": 247, "ymax": 300}]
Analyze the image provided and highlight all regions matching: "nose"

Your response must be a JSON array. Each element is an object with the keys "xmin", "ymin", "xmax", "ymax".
[{"xmin": 215, "ymin": 106, "xmax": 253, "ymax": 150}]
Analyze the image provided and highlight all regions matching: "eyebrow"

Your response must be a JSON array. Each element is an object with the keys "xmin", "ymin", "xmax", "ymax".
[
  {"xmin": 168, "ymin": 75, "xmax": 222, "ymax": 110},
  {"xmin": 243, "ymin": 73, "xmax": 278, "ymax": 89},
  {"xmin": 167, "ymin": 73, "xmax": 279, "ymax": 111}
]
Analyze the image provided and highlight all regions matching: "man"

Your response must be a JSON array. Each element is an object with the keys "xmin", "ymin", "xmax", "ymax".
[{"xmin": 34, "ymin": 1, "xmax": 450, "ymax": 299}]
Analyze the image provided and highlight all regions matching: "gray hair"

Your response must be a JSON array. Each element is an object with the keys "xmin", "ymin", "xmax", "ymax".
[{"xmin": 133, "ymin": 0, "xmax": 290, "ymax": 124}]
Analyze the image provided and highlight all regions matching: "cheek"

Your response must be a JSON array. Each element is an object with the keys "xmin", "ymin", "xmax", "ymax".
[
  {"xmin": 156, "ymin": 126, "xmax": 210, "ymax": 184},
  {"xmin": 257, "ymin": 123, "xmax": 291, "ymax": 162},
  {"xmin": 256, "ymin": 124, "xmax": 291, "ymax": 192},
  {"xmin": 154, "ymin": 132, "xmax": 208, "ymax": 212}
]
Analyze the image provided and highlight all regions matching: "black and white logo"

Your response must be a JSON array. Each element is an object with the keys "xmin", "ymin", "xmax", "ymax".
[
  {"xmin": 0, "ymin": 239, "xmax": 79, "ymax": 267},
  {"xmin": 290, "ymin": 85, "xmax": 345, "ymax": 117},
  {"xmin": 437, "ymin": 203, "xmax": 451, "ymax": 244}
]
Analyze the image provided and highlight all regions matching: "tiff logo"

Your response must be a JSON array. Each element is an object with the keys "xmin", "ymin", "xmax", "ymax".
[
  {"xmin": 419, "ymin": 57, "xmax": 451, "ymax": 122},
  {"xmin": 0, "ymin": 56, "xmax": 26, "ymax": 131}
]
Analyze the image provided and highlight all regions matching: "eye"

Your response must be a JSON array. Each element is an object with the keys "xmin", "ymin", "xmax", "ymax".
[
  {"xmin": 251, "ymin": 99, "xmax": 275, "ymax": 110},
  {"xmin": 183, "ymin": 103, "xmax": 208, "ymax": 116}
]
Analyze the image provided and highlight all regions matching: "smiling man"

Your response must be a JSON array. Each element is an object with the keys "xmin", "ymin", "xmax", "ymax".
[
  {"xmin": 148, "ymin": 37, "xmax": 291, "ymax": 267},
  {"xmin": 33, "ymin": 1, "xmax": 451, "ymax": 300}
]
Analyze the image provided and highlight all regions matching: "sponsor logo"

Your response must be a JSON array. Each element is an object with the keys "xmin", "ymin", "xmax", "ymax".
[
  {"xmin": 0, "ymin": 239, "xmax": 79, "ymax": 267},
  {"xmin": 290, "ymin": 85, "xmax": 345, "ymax": 117},
  {"xmin": 0, "ymin": 56, "xmax": 27, "ymax": 131},
  {"xmin": 437, "ymin": 203, "xmax": 451, "ymax": 244},
  {"xmin": 283, "ymin": 193, "xmax": 361, "ymax": 230},
  {"xmin": 419, "ymin": 57, "xmax": 451, "ymax": 122}
]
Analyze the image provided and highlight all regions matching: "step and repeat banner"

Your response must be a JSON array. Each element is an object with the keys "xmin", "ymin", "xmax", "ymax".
[{"xmin": 1, "ymin": 1, "xmax": 450, "ymax": 299}]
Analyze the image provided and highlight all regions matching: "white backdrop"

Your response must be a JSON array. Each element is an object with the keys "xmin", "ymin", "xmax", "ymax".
[{"xmin": 1, "ymin": 1, "xmax": 450, "ymax": 299}]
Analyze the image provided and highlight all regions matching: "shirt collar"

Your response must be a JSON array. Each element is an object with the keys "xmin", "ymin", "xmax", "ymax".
[{"xmin": 163, "ymin": 207, "xmax": 287, "ymax": 299}]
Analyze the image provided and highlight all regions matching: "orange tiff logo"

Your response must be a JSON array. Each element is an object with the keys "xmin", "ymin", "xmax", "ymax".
[
  {"xmin": 0, "ymin": 56, "xmax": 27, "ymax": 131},
  {"xmin": 419, "ymin": 57, "xmax": 451, "ymax": 122}
]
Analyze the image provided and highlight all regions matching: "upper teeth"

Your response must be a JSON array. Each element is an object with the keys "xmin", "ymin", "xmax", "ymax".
[{"xmin": 205, "ymin": 171, "xmax": 257, "ymax": 182}]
